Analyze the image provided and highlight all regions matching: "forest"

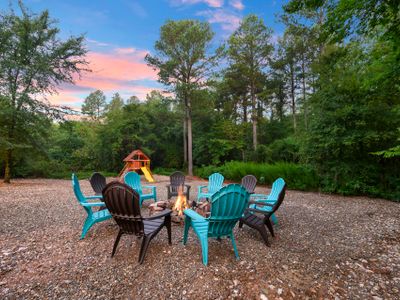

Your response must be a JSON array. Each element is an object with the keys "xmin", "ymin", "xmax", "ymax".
[{"xmin": 1, "ymin": 0, "xmax": 399, "ymax": 200}]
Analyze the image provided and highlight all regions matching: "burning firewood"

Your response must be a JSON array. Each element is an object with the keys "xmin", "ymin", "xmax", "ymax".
[{"xmin": 173, "ymin": 185, "xmax": 189, "ymax": 216}]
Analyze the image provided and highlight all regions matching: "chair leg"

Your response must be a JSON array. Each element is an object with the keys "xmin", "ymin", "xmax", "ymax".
[
  {"xmin": 165, "ymin": 215, "xmax": 172, "ymax": 245},
  {"xmin": 199, "ymin": 236, "xmax": 209, "ymax": 266},
  {"xmin": 138, "ymin": 235, "xmax": 151, "ymax": 264},
  {"xmin": 271, "ymin": 213, "xmax": 278, "ymax": 225},
  {"xmin": 230, "ymin": 233, "xmax": 240, "ymax": 260},
  {"xmin": 258, "ymin": 225, "xmax": 271, "ymax": 247},
  {"xmin": 238, "ymin": 219, "xmax": 244, "ymax": 229},
  {"xmin": 80, "ymin": 218, "xmax": 93, "ymax": 239},
  {"xmin": 265, "ymin": 218, "xmax": 275, "ymax": 237},
  {"xmin": 111, "ymin": 230, "xmax": 123, "ymax": 257},
  {"xmin": 183, "ymin": 217, "xmax": 191, "ymax": 245}
]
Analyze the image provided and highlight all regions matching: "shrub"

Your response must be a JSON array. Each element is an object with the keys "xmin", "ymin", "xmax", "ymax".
[{"xmin": 195, "ymin": 161, "xmax": 318, "ymax": 190}]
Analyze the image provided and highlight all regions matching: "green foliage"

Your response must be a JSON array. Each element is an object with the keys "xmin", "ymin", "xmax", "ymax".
[
  {"xmin": 81, "ymin": 90, "xmax": 107, "ymax": 120},
  {"xmin": 153, "ymin": 167, "xmax": 181, "ymax": 176},
  {"xmin": 195, "ymin": 161, "xmax": 318, "ymax": 191}
]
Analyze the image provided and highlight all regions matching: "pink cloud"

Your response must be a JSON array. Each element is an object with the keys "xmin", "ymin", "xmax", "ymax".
[
  {"xmin": 229, "ymin": 0, "xmax": 244, "ymax": 10},
  {"xmin": 197, "ymin": 9, "xmax": 241, "ymax": 32},
  {"xmin": 171, "ymin": 0, "xmax": 224, "ymax": 8},
  {"xmin": 45, "ymin": 46, "xmax": 161, "ymax": 107},
  {"xmin": 84, "ymin": 50, "xmax": 155, "ymax": 83},
  {"xmin": 46, "ymin": 93, "xmax": 82, "ymax": 105}
]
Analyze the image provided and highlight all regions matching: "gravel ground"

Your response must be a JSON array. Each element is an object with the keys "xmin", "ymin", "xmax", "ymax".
[{"xmin": 0, "ymin": 176, "xmax": 399, "ymax": 299}]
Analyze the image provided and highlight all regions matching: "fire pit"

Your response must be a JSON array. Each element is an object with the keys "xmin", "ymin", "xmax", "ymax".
[{"xmin": 148, "ymin": 186, "xmax": 210, "ymax": 223}]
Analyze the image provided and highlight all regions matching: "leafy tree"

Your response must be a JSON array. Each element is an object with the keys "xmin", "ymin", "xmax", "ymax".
[
  {"xmin": 145, "ymin": 19, "xmax": 220, "ymax": 175},
  {"xmin": 126, "ymin": 95, "xmax": 140, "ymax": 105},
  {"xmin": 217, "ymin": 66, "xmax": 250, "ymax": 123},
  {"xmin": 0, "ymin": 2, "xmax": 88, "ymax": 183},
  {"xmin": 81, "ymin": 90, "xmax": 106, "ymax": 120},
  {"xmin": 226, "ymin": 14, "xmax": 273, "ymax": 149},
  {"xmin": 106, "ymin": 92, "xmax": 124, "ymax": 113}
]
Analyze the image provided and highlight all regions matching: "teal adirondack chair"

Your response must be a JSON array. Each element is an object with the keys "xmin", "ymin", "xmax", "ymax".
[
  {"xmin": 249, "ymin": 178, "xmax": 286, "ymax": 224},
  {"xmin": 123, "ymin": 171, "xmax": 157, "ymax": 206},
  {"xmin": 184, "ymin": 184, "xmax": 249, "ymax": 265},
  {"xmin": 72, "ymin": 174, "xmax": 112, "ymax": 239},
  {"xmin": 197, "ymin": 173, "xmax": 224, "ymax": 202}
]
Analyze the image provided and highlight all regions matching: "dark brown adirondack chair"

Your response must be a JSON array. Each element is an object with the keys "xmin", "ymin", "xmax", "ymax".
[
  {"xmin": 102, "ymin": 181, "xmax": 172, "ymax": 264},
  {"xmin": 89, "ymin": 172, "xmax": 107, "ymax": 195},
  {"xmin": 241, "ymin": 175, "xmax": 257, "ymax": 194},
  {"xmin": 166, "ymin": 171, "xmax": 191, "ymax": 199},
  {"xmin": 239, "ymin": 184, "xmax": 286, "ymax": 247}
]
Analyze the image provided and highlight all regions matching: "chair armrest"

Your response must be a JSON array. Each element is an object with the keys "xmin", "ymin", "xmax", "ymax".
[
  {"xmin": 250, "ymin": 193, "xmax": 268, "ymax": 200},
  {"xmin": 198, "ymin": 185, "xmax": 207, "ymax": 193},
  {"xmin": 143, "ymin": 185, "xmax": 156, "ymax": 193},
  {"xmin": 86, "ymin": 195, "xmax": 103, "ymax": 200},
  {"xmin": 184, "ymin": 208, "xmax": 206, "ymax": 221},
  {"xmin": 81, "ymin": 202, "xmax": 106, "ymax": 207},
  {"xmin": 143, "ymin": 209, "xmax": 172, "ymax": 220},
  {"xmin": 144, "ymin": 185, "xmax": 156, "ymax": 189},
  {"xmin": 246, "ymin": 208, "xmax": 271, "ymax": 215},
  {"xmin": 248, "ymin": 200, "xmax": 274, "ymax": 207}
]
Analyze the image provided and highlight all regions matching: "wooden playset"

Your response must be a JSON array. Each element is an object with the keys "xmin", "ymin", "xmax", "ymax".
[{"xmin": 119, "ymin": 149, "xmax": 155, "ymax": 182}]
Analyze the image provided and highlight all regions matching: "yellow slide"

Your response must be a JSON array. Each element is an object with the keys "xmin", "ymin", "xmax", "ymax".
[{"xmin": 141, "ymin": 166, "xmax": 155, "ymax": 183}]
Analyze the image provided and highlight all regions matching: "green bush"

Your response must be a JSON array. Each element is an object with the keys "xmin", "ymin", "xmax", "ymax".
[
  {"xmin": 13, "ymin": 157, "xmax": 117, "ymax": 180},
  {"xmin": 153, "ymin": 167, "xmax": 181, "ymax": 176},
  {"xmin": 195, "ymin": 161, "xmax": 318, "ymax": 190}
]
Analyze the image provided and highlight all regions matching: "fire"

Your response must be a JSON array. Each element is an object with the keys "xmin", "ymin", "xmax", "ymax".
[{"xmin": 173, "ymin": 185, "xmax": 189, "ymax": 216}]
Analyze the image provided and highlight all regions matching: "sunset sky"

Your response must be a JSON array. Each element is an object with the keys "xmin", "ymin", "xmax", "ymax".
[{"xmin": 1, "ymin": 0, "xmax": 285, "ymax": 110}]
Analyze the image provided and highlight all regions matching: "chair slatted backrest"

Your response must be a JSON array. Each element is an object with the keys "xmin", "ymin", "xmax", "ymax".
[
  {"xmin": 208, "ymin": 173, "xmax": 224, "ymax": 194},
  {"xmin": 241, "ymin": 175, "xmax": 257, "ymax": 193},
  {"xmin": 89, "ymin": 172, "xmax": 106, "ymax": 194},
  {"xmin": 170, "ymin": 171, "xmax": 185, "ymax": 193},
  {"xmin": 72, "ymin": 174, "xmax": 91, "ymax": 216},
  {"xmin": 268, "ymin": 178, "xmax": 285, "ymax": 201},
  {"xmin": 102, "ymin": 181, "xmax": 144, "ymax": 236},
  {"xmin": 124, "ymin": 172, "xmax": 142, "ymax": 194},
  {"xmin": 208, "ymin": 184, "xmax": 249, "ymax": 236},
  {"xmin": 269, "ymin": 184, "xmax": 286, "ymax": 216}
]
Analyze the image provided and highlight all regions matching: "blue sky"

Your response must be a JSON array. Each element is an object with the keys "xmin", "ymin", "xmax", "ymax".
[{"xmin": 1, "ymin": 0, "xmax": 286, "ymax": 108}]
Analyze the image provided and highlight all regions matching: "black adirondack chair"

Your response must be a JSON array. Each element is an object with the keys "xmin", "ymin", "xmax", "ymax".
[
  {"xmin": 241, "ymin": 175, "xmax": 257, "ymax": 194},
  {"xmin": 239, "ymin": 184, "xmax": 286, "ymax": 247},
  {"xmin": 89, "ymin": 172, "xmax": 107, "ymax": 195},
  {"xmin": 102, "ymin": 181, "xmax": 172, "ymax": 264},
  {"xmin": 166, "ymin": 171, "xmax": 191, "ymax": 199}
]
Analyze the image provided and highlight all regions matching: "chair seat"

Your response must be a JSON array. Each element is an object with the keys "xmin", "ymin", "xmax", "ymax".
[
  {"xmin": 241, "ymin": 211, "xmax": 264, "ymax": 228},
  {"xmin": 143, "ymin": 218, "xmax": 164, "ymax": 235},
  {"xmin": 93, "ymin": 209, "xmax": 112, "ymax": 221}
]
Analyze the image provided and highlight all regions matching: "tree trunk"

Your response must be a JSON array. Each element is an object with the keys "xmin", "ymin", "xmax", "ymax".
[
  {"xmin": 243, "ymin": 97, "xmax": 247, "ymax": 122},
  {"xmin": 251, "ymin": 84, "xmax": 257, "ymax": 150},
  {"xmin": 302, "ymin": 58, "xmax": 308, "ymax": 130},
  {"xmin": 183, "ymin": 116, "xmax": 187, "ymax": 164},
  {"xmin": 290, "ymin": 63, "xmax": 297, "ymax": 132},
  {"xmin": 187, "ymin": 99, "xmax": 193, "ymax": 176},
  {"xmin": 4, "ymin": 149, "xmax": 12, "ymax": 183}
]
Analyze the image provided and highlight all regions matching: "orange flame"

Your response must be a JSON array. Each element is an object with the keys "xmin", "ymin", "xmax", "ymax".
[{"xmin": 173, "ymin": 185, "xmax": 189, "ymax": 216}]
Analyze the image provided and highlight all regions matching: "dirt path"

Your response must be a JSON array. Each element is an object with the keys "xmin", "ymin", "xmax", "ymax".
[{"xmin": 0, "ymin": 177, "xmax": 399, "ymax": 299}]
